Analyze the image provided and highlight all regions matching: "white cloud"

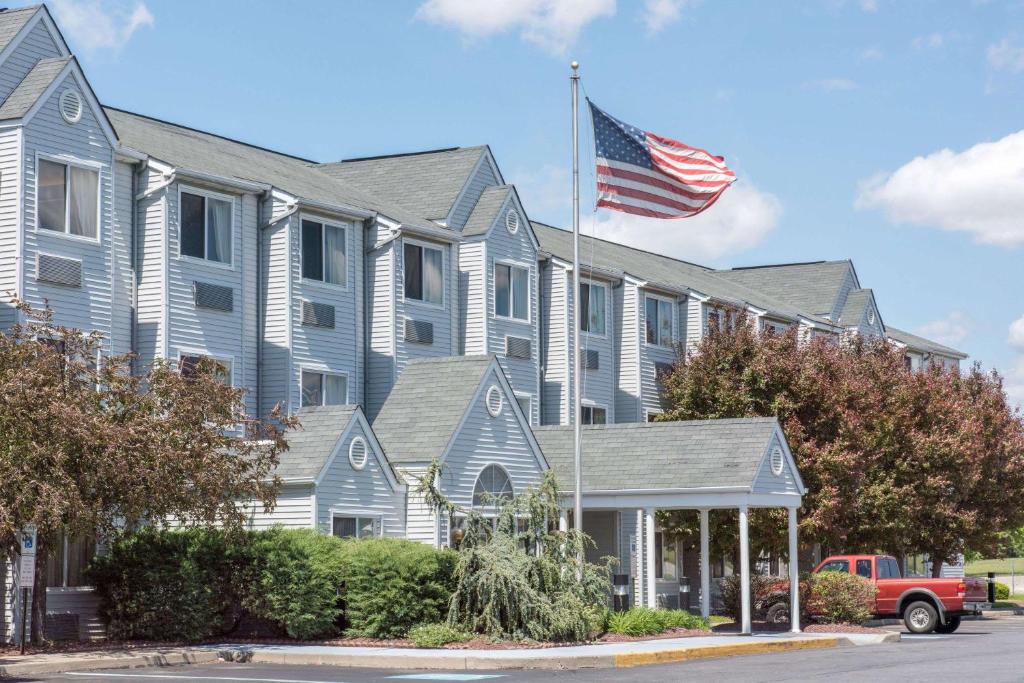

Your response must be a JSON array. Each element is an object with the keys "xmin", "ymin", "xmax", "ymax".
[
  {"xmin": 1007, "ymin": 357, "xmax": 1024, "ymax": 411},
  {"xmin": 581, "ymin": 180, "xmax": 782, "ymax": 262},
  {"xmin": 805, "ymin": 77, "xmax": 859, "ymax": 92},
  {"xmin": 641, "ymin": 0, "xmax": 697, "ymax": 34},
  {"xmin": 987, "ymin": 37, "xmax": 1024, "ymax": 74},
  {"xmin": 416, "ymin": 0, "xmax": 615, "ymax": 55},
  {"xmin": 859, "ymin": 0, "xmax": 879, "ymax": 12},
  {"xmin": 855, "ymin": 130, "xmax": 1024, "ymax": 246},
  {"xmin": 912, "ymin": 32, "xmax": 946, "ymax": 49},
  {"xmin": 1009, "ymin": 315, "xmax": 1024, "ymax": 350},
  {"xmin": 918, "ymin": 311, "xmax": 971, "ymax": 347},
  {"xmin": 50, "ymin": 0, "xmax": 153, "ymax": 52},
  {"xmin": 860, "ymin": 46, "xmax": 884, "ymax": 61}
]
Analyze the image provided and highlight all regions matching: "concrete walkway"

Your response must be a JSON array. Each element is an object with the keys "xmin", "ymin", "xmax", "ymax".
[{"xmin": 0, "ymin": 631, "xmax": 899, "ymax": 677}]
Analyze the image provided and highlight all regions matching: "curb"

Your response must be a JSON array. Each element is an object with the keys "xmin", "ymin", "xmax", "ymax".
[
  {"xmin": 612, "ymin": 637, "xmax": 841, "ymax": 668},
  {"xmin": 0, "ymin": 650, "xmax": 221, "ymax": 678}
]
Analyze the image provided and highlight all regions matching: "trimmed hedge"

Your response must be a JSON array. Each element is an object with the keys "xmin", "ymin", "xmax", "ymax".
[
  {"xmin": 339, "ymin": 537, "xmax": 458, "ymax": 638},
  {"xmin": 408, "ymin": 622, "xmax": 473, "ymax": 648},
  {"xmin": 606, "ymin": 608, "xmax": 709, "ymax": 636},
  {"xmin": 88, "ymin": 528, "xmax": 457, "ymax": 642},
  {"xmin": 806, "ymin": 570, "xmax": 877, "ymax": 624},
  {"xmin": 995, "ymin": 581, "xmax": 1010, "ymax": 600}
]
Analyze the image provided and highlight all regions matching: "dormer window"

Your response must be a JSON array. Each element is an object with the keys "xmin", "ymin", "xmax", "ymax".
[
  {"xmin": 495, "ymin": 262, "xmax": 529, "ymax": 321},
  {"xmin": 180, "ymin": 190, "xmax": 232, "ymax": 264},
  {"xmin": 301, "ymin": 219, "xmax": 347, "ymax": 286},
  {"xmin": 645, "ymin": 295, "xmax": 674, "ymax": 346},
  {"xmin": 38, "ymin": 158, "xmax": 98, "ymax": 240},
  {"xmin": 404, "ymin": 241, "xmax": 443, "ymax": 305}
]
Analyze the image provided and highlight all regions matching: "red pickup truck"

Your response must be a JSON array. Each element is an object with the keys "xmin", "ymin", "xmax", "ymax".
[{"xmin": 810, "ymin": 554, "xmax": 989, "ymax": 633}]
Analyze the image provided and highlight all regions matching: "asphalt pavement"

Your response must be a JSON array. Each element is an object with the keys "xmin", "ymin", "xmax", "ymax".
[{"xmin": 16, "ymin": 615, "xmax": 1024, "ymax": 683}]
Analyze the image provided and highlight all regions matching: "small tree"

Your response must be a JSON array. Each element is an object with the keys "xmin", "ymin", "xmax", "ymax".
[
  {"xmin": 0, "ymin": 303, "xmax": 296, "ymax": 642},
  {"xmin": 417, "ymin": 462, "xmax": 613, "ymax": 641}
]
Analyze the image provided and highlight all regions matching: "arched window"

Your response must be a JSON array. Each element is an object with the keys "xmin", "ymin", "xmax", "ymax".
[{"xmin": 473, "ymin": 465, "xmax": 513, "ymax": 507}]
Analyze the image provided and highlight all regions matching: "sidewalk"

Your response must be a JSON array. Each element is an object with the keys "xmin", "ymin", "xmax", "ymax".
[{"xmin": 0, "ymin": 631, "xmax": 899, "ymax": 677}]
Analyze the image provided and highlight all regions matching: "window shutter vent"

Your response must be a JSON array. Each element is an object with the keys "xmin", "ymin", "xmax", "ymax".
[
  {"xmin": 302, "ymin": 300, "xmax": 335, "ymax": 328},
  {"xmin": 36, "ymin": 254, "xmax": 81, "ymax": 287},
  {"xmin": 58, "ymin": 89, "xmax": 82, "ymax": 124},
  {"xmin": 193, "ymin": 281, "xmax": 234, "ymax": 312},
  {"xmin": 771, "ymin": 445, "xmax": 785, "ymax": 476},
  {"xmin": 580, "ymin": 348, "xmax": 599, "ymax": 370},
  {"xmin": 505, "ymin": 209, "xmax": 519, "ymax": 234},
  {"xmin": 505, "ymin": 335, "xmax": 531, "ymax": 360},
  {"xmin": 405, "ymin": 318, "xmax": 434, "ymax": 344}
]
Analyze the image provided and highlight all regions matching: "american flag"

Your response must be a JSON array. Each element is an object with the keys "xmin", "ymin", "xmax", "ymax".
[{"xmin": 589, "ymin": 100, "xmax": 737, "ymax": 219}]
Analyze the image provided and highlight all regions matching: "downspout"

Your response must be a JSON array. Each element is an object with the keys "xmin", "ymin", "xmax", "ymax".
[
  {"xmin": 129, "ymin": 164, "xmax": 139, "ymax": 369},
  {"xmin": 256, "ymin": 192, "xmax": 266, "ymax": 417},
  {"xmin": 538, "ymin": 258, "xmax": 546, "ymax": 420}
]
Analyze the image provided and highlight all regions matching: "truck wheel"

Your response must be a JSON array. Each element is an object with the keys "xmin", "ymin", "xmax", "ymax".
[
  {"xmin": 904, "ymin": 601, "xmax": 938, "ymax": 634},
  {"xmin": 766, "ymin": 602, "xmax": 790, "ymax": 625},
  {"xmin": 935, "ymin": 616, "xmax": 961, "ymax": 634}
]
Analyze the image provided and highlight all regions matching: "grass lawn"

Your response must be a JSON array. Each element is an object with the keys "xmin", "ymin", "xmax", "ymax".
[{"xmin": 964, "ymin": 558, "xmax": 1024, "ymax": 575}]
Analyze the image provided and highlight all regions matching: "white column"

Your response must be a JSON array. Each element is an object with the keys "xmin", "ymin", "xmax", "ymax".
[
  {"xmin": 558, "ymin": 508, "xmax": 568, "ymax": 532},
  {"xmin": 645, "ymin": 507, "xmax": 657, "ymax": 608},
  {"xmin": 700, "ymin": 509, "xmax": 711, "ymax": 619},
  {"xmin": 635, "ymin": 508, "xmax": 644, "ymax": 608},
  {"xmin": 788, "ymin": 506, "xmax": 801, "ymax": 634},
  {"xmin": 739, "ymin": 505, "xmax": 752, "ymax": 635}
]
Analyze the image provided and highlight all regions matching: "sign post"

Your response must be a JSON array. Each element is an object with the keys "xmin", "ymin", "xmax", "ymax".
[{"xmin": 18, "ymin": 525, "xmax": 37, "ymax": 655}]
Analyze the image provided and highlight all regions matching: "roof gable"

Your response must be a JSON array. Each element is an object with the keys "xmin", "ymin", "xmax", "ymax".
[
  {"xmin": 274, "ymin": 405, "xmax": 360, "ymax": 481},
  {"xmin": 463, "ymin": 185, "xmax": 539, "ymax": 248},
  {"xmin": 313, "ymin": 409, "xmax": 400, "ymax": 492},
  {"xmin": 0, "ymin": 6, "xmax": 69, "ymax": 67},
  {"xmin": 715, "ymin": 261, "xmax": 856, "ymax": 318}
]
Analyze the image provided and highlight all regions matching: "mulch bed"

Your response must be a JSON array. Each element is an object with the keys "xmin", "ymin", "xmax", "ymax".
[{"xmin": 713, "ymin": 620, "xmax": 881, "ymax": 634}]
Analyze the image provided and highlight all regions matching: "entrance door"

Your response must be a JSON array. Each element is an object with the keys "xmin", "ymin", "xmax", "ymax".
[{"xmin": 582, "ymin": 511, "xmax": 618, "ymax": 566}]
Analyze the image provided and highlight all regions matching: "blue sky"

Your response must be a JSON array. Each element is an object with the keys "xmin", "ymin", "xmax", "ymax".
[{"xmin": 37, "ymin": 0, "xmax": 1024, "ymax": 405}]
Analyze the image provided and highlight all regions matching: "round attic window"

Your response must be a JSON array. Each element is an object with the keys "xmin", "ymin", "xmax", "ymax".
[
  {"xmin": 349, "ymin": 436, "xmax": 368, "ymax": 471},
  {"xmin": 485, "ymin": 385, "xmax": 503, "ymax": 417},
  {"xmin": 505, "ymin": 209, "xmax": 519, "ymax": 235},
  {"xmin": 770, "ymin": 445, "xmax": 785, "ymax": 476},
  {"xmin": 58, "ymin": 89, "xmax": 82, "ymax": 124}
]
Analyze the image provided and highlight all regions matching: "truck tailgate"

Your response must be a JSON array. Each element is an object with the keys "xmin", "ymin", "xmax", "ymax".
[{"xmin": 965, "ymin": 577, "xmax": 988, "ymax": 601}]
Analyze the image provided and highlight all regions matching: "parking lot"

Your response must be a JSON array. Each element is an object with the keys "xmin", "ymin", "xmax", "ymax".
[{"xmin": 22, "ymin": 615, "xmax": 1024, "ymax": 683}]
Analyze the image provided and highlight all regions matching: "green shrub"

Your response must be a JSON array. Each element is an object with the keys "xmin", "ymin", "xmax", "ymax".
[
  {"xmin": 806, "ymin": 571, "xmax": 877, "ymax": 624},
  {"xmin": 408, "ymin": 623, "xmax": 473, "ymax": 648},
  {"xmin": 995, "ymin": 582, "xmax": 1010, "ymax": 600},
  {"xmin": 87, "ymin": 527, "xmax": 248, "ymax": 642},
  {"xmin": 607, "ymin": 608, "xmax": 709, "ymax": 636},
  {"xmin": 338, "ymin": 538, "xmax": 458, "ymax": 639},
  {"xmin": 240, "ymin": 528, "xmax": 348, "ymax": 640}
]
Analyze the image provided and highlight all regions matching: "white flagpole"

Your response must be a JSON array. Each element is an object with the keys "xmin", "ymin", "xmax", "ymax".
[{"xmin": 570, "ymin": 61, "xmax": 583, "ymax": 542}]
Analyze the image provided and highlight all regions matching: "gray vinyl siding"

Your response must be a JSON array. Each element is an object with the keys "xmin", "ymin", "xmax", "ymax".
[
  {"xmin": 831, "ymin": 267, "xmax": 858, "ymax": 321},
  {"xmin": 365, "ymin": 241, "xmax": 394, "ymax": 421},
  {"xmin": 438, "ymin": 366, "xmax": 545, "ymax": 508},
  {"xmin": 618, "ymin": 510, "xmax": 638, "ymax": 576},
  {"xmin": 752, "ymin": 435, "xmax": 801, "ymax": 495},
  {"xmin": 109, "ymin": 160, "xmax": 134, "ymax": 356},
  {"xmin": 134, "ymin": 168, "xmax": 165, "ymax": 370},
  {"xmin": 578, "ymin": 276, "xmax": 615, "ymax": 423},
  {"xmin": 0, "ymin": 127, "xmax": 21, "ymax": 328},
  {"xmin": 459, "ymin": 241, "xmax": 486, "ymax": 354},
  {"xmin": 481, "ymin": 201, "xmax": 539, "ymax": 425},
  {"xmin": 448, "ymin": 155, "xmax": 498, "ymax": 231},
  {"xmin": 45, "ymin": 589, "xmax": 104, "ymax": 640},
  {"xmin": 289, "ymin": 212, "xmax": 362, "ymax": 413},
  {"xmin": 314, "ymin": 420, "xmax": 404, "ymax": 537},
  {"xmin": 165, "ymin": 183, "xmax": 256, "ymax": 415},
  {"xmin": 397, "ymin": 466, "xmax": 437, "ymax": 546},
  {"xmin": 0, "ymin": 18, "xmax": 61, "ymax": 104},
  {"xmin": 394, "ymin": 235, "xmax": 456, "ymax": 379},
  {"xmin": 614, "ymin": 282, "xmax": 641, "ymax": 423},
  {"xmin": 245, "ymin": 483, "xmax": 313, "ymax": 530},
  {"xmin": 20, "ymin": 74, "xmax": 115, "ymax": 351},
  {"xmin": 541, "ymin": 261, "xmax": 568, "ymax": 425},
  {"xmin": 638, "ymin": 290, "xmax": 679, "ymax": 418},
  {"xmin": 1, "ymin": 557, "xmax": 11, "ymax": 642},
  {"xmin": 259, "ymin": 215, "xmax": 290, "ymax": 416}
]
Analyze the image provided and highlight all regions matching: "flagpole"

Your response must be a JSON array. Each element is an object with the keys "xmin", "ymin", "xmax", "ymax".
[{"xmin": 570, "ymin": 61, "xmax": 583, "ymax": 544}]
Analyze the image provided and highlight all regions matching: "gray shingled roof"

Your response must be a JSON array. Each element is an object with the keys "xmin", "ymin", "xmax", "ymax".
[
  {"xmin": 0, "ymin": 56, "xmax": 68, "ymax": 120},
  {"xmin": 274, "ymin": 405, "xmax": 359, "ymax": 481},
  {"xmin": 463, "ymin": 184, "xmax": 511, "ymax": 237},
  {"xmin": 104, "ymin": 108, "xmax": 436, "ymax": 231},
  {"xmin": 533, "ymin": 418, "xmax": 780, "ymax": 492},
  {"xmin": 317, "ymin": 146, "xmax": 488, "ymax": 222},
  {"xmin": 838, "ymin": 288, "xmax": 872, "ymax": 327},
  {"xmin": 532, "ymin": 222, "xmax": 834, "ymax": 326},
  {"xmin": 886, "ymin": 326, "xmax": 967, "ymax": 359},
  {"xmin": 372, "ymin": 355, "xmax": 494, "ymax": 464},
  {"xmin": 0, "ymin": 6, "xmax": 39, "ymax": 56},
  {"xmin": 715, "ymin": 261, "xmax": 854, "ymax": 318}
]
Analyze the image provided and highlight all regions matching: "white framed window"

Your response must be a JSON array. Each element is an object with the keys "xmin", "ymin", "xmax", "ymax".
[
  {"xmin": 178, "ymin": 351, "xmax": 233, "ymax": 385},
  {"xmin": 654, "ymin": 531, "xmax": 678, "ymax": 581},
  {"xmin": 495, "ymin": 262, "xmax": 529, "ymax": 321},
  {"xmin": 645, "ymin": 295, "xmax": 675, "ymax": 346},
  {"xmin": 404, "ymin": 240, "xmax": 444, "ymax": 305},
  {"xmin": 46, "ymin": 531, "xmax": 96, "ymax": 589},
  {"xmin": 301, "ymin": 217, "xmax": 347, "ymax": 286},
  {"xmin": 300, "ymin": 369, "xmax": 349, "ymax": 407},
  {"xmin": 761, "ymin": 319, "xmax": 789, "ymax": 335},
  {"xmin": 645, "ymin": 410, "xmax": 662, "ymax": 423},
  {"xmin": 179, "ymin": 187, "xmax": 233, "ymax": 265},
  {"xmin": 473, "ymin": 464, "xmax": 514, "ymax": 507},
  {"xmin": 37, "ymin": 156, "xmax": 100, "ymax": 240},
  {"xmin": 332, "ymin": 515, "xmax": 378, "ymax": 539},
  {"xmin": 514, "ymin": 393, "xmax": 532, "ymax": 420},
  {"xmin": 579, "ymin": 281, "xmax": 606, "ymax": 335},
  {"xmin": 581, "ymin": 404, "xmax": 607, "ymax": 425}
]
